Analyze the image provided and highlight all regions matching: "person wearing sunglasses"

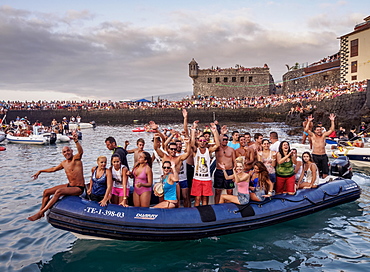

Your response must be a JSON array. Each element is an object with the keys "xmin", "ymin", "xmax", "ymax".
[
  {"xmin": 153, "ymin": 161, "xmax": 179, "ymax": 209},
  {"xmin": 153, "ymin": 136, "xmax": 191, "ymax": 205},
  {"xmin": 190, "ymin": 122, "xmax": 220, "ymax": 206}
]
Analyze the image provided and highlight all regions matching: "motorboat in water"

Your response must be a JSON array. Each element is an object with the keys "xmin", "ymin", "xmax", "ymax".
[
  {"xmin": 334, "ymin": 146, "xmax": 370, "ymax": 167},
  {"xmin": 6, "ymin": 133, "xmax": 56, "ymax": 145},
  {"xmin": 47, "ymin": 157, "xmax": 361, "ymax": 241},
  {"xmin": 68, "ymin": 122, "xmax": 95, "ymax": 130}
]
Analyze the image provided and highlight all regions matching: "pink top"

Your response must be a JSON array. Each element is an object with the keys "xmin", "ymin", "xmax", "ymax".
[
  {"xmin": 237, "ymin": 180, "xmax": 249, "ymax": 195},
  {"xmin": 133, "ymin": 165, "xmax": 152, "ymax": 195}
]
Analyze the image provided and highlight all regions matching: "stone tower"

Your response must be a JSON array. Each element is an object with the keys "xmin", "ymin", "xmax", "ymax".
[{"xmin": 189, "ymin": 58, "xmax": 199, "ymax": 78}]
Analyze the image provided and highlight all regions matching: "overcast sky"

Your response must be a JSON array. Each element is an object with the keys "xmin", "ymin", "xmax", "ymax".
[{"xmin": 0, "ymin": 0, "xmax": 367, "ymax": 101}]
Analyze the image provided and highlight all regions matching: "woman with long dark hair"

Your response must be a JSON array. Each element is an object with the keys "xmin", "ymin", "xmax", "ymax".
[
  {"xmin": 297, "ymin": 152, "xmax": 319, "ymax": 189},
  {"xmin": 275, "ymin": 141, "xmax": 297, "ymax": 195},
  {"xmin": 131, "ymin": 151, "xmax": 153, "ymax": 207},
  {"xmin": 249, "ymin": 161, "xmax": 274, "ymax": 201}
]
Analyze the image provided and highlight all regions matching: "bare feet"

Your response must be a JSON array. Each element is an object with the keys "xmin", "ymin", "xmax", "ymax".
[{"xmin": 27, "ymin": 212, "xmax": 43, "ymax": 221}]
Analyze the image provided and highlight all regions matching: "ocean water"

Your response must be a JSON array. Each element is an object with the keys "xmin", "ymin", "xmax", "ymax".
[{"xmin": 1, "ymin": 123, "xmax": 369, "ymax": 272}]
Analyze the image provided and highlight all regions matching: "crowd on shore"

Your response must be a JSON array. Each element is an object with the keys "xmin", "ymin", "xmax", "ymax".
[
  {"xmin": 28, "ymin": 109, "xmax": 342, "ymax": 221},
  {"xmin": 1, "ymin": 80, "xmax": 367, "ymax": 112}
]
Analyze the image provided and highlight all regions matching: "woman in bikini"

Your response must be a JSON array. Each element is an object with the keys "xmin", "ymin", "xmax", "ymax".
[
  {"xmin": 257, "ymin": 139, "xmax": 277, "ymax": 183},
  {"xmin": 153, "ymin": 161, "xmax": 179, "ymax": 209},
  {"xmin": 218, "ymin": 158, "xmax": 251, "ymax": 205},
  {"xmin": 249, "ymin": 161, "xmax": 274, "ymax": 201},
  {"xmin": 131, "ymin": 151, "xmax": 153, "ymax": 207},
  {"xmin": 87, "ymin": 156, "xmax": 113, "ymax": 207},
  {"xmin": 297, "ymin": 152, "xmax": 319, "ymax": 189},
  {"xmin": 110, "ymin": 154, "xmax": 129, "ymax": 206}
]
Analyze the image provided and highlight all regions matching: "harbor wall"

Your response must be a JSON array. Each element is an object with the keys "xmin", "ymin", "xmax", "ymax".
[{"xmin": 4, "ymin": 90, "xmax": 369, "ymax": 128}]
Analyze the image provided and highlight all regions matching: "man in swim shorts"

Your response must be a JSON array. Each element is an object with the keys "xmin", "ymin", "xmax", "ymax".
[
  {"xmin": 305, "ymin": 114, "xmax": 336, "ymax": 178},
  {"xmin": 190, "ymin": 122, "xmax": 220, "ymax": 206},
  {"xmin": 28, "ymin": 132, "xmax": 85, "ymax": 221}
]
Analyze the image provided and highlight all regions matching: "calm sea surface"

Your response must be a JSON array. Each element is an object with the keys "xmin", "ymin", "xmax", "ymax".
[{"xmin": 1, "ymin": 123, "xmax": 370, "ymax": 272}]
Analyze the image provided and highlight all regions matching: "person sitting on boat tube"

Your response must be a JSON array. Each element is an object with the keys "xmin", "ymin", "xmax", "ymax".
[
  {"xmin": 27, "ymin": 132, "xmax": 85, "ymax": 221},
  {"xmin": 249, "ymin": 161, "xmax": 274, "ymax": 201},
  {"xmin": 153, "ymin": 161, "xmax": 179, "ymax": 209},
  {"xmin": 218, "ymin": 158, "xmax": 251, "ymax": 205},
  {"xmin": 296, "ymin": 152, "xmax": 319, "ymax": 189},
  {"xmin": 87, "ymin": 156, "xmax": 113, "ymax": 206}
]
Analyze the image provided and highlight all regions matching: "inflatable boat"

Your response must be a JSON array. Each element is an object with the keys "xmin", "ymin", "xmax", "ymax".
[{"xmin": 47, "ymin": 177, "xmax": 361, "ymax": 242}]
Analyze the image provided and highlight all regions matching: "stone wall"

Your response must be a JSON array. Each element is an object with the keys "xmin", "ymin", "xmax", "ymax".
[
  {"xmin": 282, "ymin": 67, "xmax": 340, "ymax": 93},
  {"xmin": 191, "ymin": 68, "xmax": 274, "ymax": 97}
]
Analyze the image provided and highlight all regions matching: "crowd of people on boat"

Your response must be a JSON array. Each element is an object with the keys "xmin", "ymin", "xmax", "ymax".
[
  {"xmin": 1, "ymin": 80, "xmax": 367, "ymax": 112},
  {"xmin": 3, "ymin": 115, "xmax": 83, "ymax": 137},
  {"xmin": 28, "ymin": 109, "xmax": 342, "ymax": 221}
]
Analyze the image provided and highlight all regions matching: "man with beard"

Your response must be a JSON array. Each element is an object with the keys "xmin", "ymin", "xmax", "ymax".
[
  {"xmin": 304, "ymin": 114, "xmax": 336, "ymax": 178},
  {"xmin": 214, "ymin": 134, "xmax": 236, "ymax": 204}
]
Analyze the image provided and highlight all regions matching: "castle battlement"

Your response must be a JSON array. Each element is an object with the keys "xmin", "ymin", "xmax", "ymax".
[{"xmin": 189, "ymin": 59, "xmax": 275, "ymax": 97}]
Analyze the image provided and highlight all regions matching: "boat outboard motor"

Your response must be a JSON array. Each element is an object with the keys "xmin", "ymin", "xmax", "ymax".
[
  {"xmin": 49, "ymin": 132, "xmax": 57, "ymax": 144},
  {"xmin": 330, "ymin": 156, "xmax": 353, "ymax": 179}
]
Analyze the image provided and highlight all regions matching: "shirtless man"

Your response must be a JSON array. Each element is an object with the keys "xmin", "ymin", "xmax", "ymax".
[
  {"xmin": 235, "ymin": 135, "xmax": 255, "ymax": 171},
  {"xmin": 250, "ymin": 133, "xmax": 263, "ymax": 152},
  {"xmin": 305, "ymin": 113, "xmax": 336, "ymax": 178},
  {"xmin": 214, "ymin": 134, "xmax": 236, "ymax": 204},
  {"xmin": 28, "ymin": 132, "xmax": 85, "ymax": 221},
  {"xmin": 302, "ymin": 117, "xmax": 313, "ymax": 148},
  {"xmin": 126, "ymin": 138, "xmax": 146, "ymax": 165},
  {"xmin": 245, "ymin": 132, "xmax": 254, "ymax": 146},
  {"xmin": 191, "ymin": 122, "xmax": 220, "ymax": 206}
]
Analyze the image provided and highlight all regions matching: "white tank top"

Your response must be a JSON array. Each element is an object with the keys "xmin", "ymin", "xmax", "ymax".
[
  {"xmin": 112, "ymin": 165, "xmax": 126, "ymax": 188},
  {"xmin": 193, "ymin": 148, "xmax": 211, "ymax": 181}
]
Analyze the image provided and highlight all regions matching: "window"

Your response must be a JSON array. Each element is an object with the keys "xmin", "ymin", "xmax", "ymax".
[
  {"xmin": 232, "ymin": 77, "xmax": 236, "ymax": 82},
  {"xmin": 323, "ymin": 75, "xmax": 329, "ymax": 80},
  {"xmin": 216, "ymin": 77, "xmax": 220, "ymax": 83},
  {"xmin": 351, "ymin": 61, "xmax": 357, "ymax": 73},
  {"xmin": 350, "ymin": 39, "xmax": 358, "ymax": 57},
  {"xmin": 224, "ymin": 77, "xmax": 228, "ymax": 83},
  {"xmin": 248, "ymin": 76, "xmax": 253, "ymax": 82},
  {"xmin": 207, "ymin": 78, "xmax": 212, "ymax": 83},
  {"xmin": 352, "ymin": 75, "xmax": 357, "ymax": 81},
  {"xmin": 240, "ymin": 77, "xmax": 244, "ymax": 82}
]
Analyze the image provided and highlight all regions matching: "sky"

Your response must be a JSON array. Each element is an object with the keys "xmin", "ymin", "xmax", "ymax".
[{"xmin": 0, "ymin": 0, "xmax": 368, "ymax": 101}]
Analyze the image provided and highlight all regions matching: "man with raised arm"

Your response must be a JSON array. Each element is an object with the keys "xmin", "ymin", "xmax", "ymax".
[
  {"xmin": 28, "ymin": 132, "xmax": 85, "ymax": 221},
  {"xmin": 305, "ymin": 113, "xmax": 336, "ymax": 178},
  {"xmin": 190, "ymin": 121, "xmax": 220, "ymax": 206}
]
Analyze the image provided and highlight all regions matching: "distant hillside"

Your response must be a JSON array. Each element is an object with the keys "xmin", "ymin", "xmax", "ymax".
[{"xmin": 139, "ymin": 91, "xmax": 192, "ymax": 102}]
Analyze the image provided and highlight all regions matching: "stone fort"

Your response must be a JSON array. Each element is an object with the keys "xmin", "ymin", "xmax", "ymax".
[{"xmin": 189, "ymin": 59, "xmax": 276, "ymax": 98}]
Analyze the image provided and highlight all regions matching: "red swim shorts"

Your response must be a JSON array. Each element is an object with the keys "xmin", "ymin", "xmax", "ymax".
[{"xmin": 191, "ymin": 179, "xmax": 213, "ymax": 197}]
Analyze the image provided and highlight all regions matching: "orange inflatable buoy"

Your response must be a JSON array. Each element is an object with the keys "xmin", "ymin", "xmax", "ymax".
[{"xmin": 0, "ymin": 146, "xmax": 6, "ymax": 151}]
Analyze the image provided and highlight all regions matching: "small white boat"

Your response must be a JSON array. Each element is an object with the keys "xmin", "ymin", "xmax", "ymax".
[
  {"xmin": 57, "ymin": 134, "xmax": 71, "ymax": 143},
  {"xmin": 68, "ymin": 122, "xmax": 94, "ymax": 130},
  {"xmin": 6, "ymin": 134, "xmax": 48, "ymax": 145}
]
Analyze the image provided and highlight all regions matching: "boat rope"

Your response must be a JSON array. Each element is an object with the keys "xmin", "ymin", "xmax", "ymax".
[{"xmin": 234, "ymin": 186, "xmax": 343, "ymax": 213}]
